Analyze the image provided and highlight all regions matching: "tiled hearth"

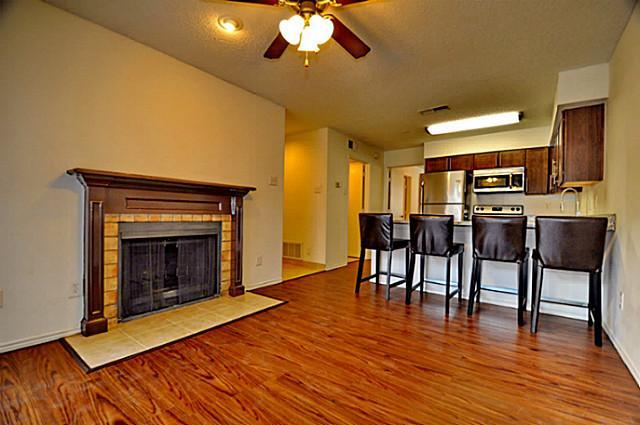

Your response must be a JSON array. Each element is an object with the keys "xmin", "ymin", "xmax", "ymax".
[
  {"xmin": 65, "ymin": 292, "xmax": 285, "ymax": 371},
  {"xmin": 102, "ymin": 213, "xmax": 232, "ymax": 330}
]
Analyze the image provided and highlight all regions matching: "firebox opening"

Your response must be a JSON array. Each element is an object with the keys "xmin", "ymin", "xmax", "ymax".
[{"xmin": 118, "ymin": 222, "xmax": 222, "ymax": 321}]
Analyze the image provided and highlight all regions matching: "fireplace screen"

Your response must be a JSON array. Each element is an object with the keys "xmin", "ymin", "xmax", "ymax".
[{"xmin": 119, "ymin": 222, "xmax": 221, "ymax": 320}]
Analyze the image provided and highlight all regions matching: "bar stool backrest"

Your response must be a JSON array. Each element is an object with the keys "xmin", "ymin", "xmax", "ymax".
[
  {"xmin": 409, "ymin": 214, "xmax": 454, "ymax": 256},
  {"xmin": 359, "ymin": 213, "xmax": 393, "ymax": 251},
  {"xmin": 535, "ymin": 216, "xmax": 607, "ymax": 272},
  {"xmin": 472, "ymin": 215, "xmax": 527, "ymax": 262}
]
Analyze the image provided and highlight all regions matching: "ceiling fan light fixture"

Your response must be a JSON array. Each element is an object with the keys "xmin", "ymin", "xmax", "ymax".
[
  {"xmin": 308, "ymin": 14, "xmax": 334, "ymax": 45},
  {"xmin": 279, "ymin": 15, "xmax": 305, "ymax": 45},
  {"xmin": 297, "ymin": 26, "xmax": 320, "ymax": 52},
  {"xmin": 426, "ymin": 111, "xmax": 522, "ymax": 135}
]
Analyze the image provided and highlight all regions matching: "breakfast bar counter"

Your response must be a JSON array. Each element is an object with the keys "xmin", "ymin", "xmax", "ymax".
[{"xmin": 369, "ymin": 216, "xmax": 615, "ymax": 321}]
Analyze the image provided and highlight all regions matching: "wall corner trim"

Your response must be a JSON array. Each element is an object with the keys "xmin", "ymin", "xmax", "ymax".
[{"xmin": 603, "ymin": 322, "xmax": 640, "ymax": 389}]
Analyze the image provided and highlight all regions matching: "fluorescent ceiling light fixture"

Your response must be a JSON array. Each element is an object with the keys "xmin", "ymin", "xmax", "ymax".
[{"xmin": 426, "ymin": 111, "xmax": 522, "ymax": 135}]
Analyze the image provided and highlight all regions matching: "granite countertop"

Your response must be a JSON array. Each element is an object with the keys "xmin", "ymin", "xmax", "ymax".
[{"xmin": 395, "ymin": 214, "xmax": 616, "ymax": 232}]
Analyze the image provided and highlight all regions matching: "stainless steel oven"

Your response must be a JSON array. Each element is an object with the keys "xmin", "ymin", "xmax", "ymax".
[{"xmin": 472, "ymin": 167, "xmax": 525, "ymax": 193}]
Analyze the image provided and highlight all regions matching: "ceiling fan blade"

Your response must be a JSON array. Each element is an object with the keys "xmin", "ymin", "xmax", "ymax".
[
  {"xmin": 225, "ymin": 0, "xmax": 279, "ymax": 5},
  {"xmin": 264, "ymin": 33, "xmax": 289, "ymax": 59},
  {"xmin": 328, "ymin": 15, "xmax": 371, "ymax": 59}
]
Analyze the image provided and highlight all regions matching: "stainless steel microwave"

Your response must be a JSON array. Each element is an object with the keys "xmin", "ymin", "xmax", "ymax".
[{"xmin": 472, "ymin": 167, "xmax": 525, "ymax": 193}]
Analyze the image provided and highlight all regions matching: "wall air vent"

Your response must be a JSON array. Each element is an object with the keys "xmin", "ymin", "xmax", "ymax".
[
  {"xmin": 418, "ymin": 105, "xmax": 450, "ymax": 115},
  {"xmin": 348, "ymin": 139, "xmax": 356, "ymax": 151},
  {"xmin": 283, "ymin": 241, "xmax": 303, "ymax": 259}
]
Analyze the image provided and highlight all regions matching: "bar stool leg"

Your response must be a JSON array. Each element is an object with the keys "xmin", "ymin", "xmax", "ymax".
[
  {"xmin": 386, "ymin": 250, "xmax": 393, "ymax": 301},
  {"xmin": 445, "ymin": 256, "xmax": 451, "ymax": 316},
  {"xmin": 355, "ymin": 248, "xmax": 365, "ymax": 294},
  {"xmin": 476, "ymin": 260, "xmax": 483, "ymax": 304},
  {"xmin": 457, "ymin": 251, "xmax": 464, "ymax": 303},
  {"xmin": 467, "ymin": 257, "xmax": 478, "ymax": 316},
  {"xmin": 419, "ymin": 255, "xmax": 426, "ymax": 301},
  {"xmin": 375, "ymin": 250, "xmax": 381, "ymax": 286},
  {"xmin": 524, "ymin": 256, "xmax": 529, "ymax": 312},
  {"xmin": 588, "ymin": 273, "xmax": 594, "ymax": 327},
  {"xmin": 405, "ymin": 252, "xmax": 416, "ymax": 305},
  {"xmin": 531, "ymin": 263, "xmax": 544, "ymax": 334},
  {"xmin": 593, "ymin": 271, "xmax": 603, "ymax": 347},
  {"xmin": 517, "ymin": 261, "xmax": 525, "ymax": 326}
]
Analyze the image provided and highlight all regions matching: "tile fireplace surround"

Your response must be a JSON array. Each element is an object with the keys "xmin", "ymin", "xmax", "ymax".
[
  {"xmin": 102, "ymin": 212, "xmax": 232, "ymax": 329},
  {"xmin": 67, "ymin": 169, "xmax": 255, "ymax": 336}
]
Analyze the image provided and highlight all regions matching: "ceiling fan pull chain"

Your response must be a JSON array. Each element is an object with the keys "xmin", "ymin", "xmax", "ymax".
[{"xmin": 304, "ymin": 52, "xmax": 310, "ymax": 68}]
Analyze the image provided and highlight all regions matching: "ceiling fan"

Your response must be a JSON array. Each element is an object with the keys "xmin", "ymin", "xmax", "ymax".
[{"xmin": 226, "ymin": 0, "xmax": 371, "ymax": 66}]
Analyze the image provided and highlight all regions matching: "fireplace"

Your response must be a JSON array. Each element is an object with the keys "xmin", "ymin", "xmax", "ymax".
[
  {"xmin": 67, "ymin": 168, "xmax": 255, "ymax": 336},
  {"xmin": 119, "ymin": 222, "xmax": 222, "ymax": 320}
]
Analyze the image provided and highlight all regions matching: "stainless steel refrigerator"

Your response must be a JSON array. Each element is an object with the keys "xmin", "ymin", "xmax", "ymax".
[{"xmin": 421, "ymin": 170, "xmax": 467, "ymax": 221}]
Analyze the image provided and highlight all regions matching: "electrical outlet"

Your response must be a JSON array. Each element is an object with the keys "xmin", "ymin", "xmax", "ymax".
[
  {"xmin": 269, "ymin": 176, "xmax": 278, "ymax": 186},
  {"xmin": 69, "ymin": 283, "xmax": 81, "ymax": 299},
  {"xmin": 256, "ymin": 256, "xmax": 263, "ymax": 267},
  {"xmin": 619, "ymin": 292, "xmax": 624, "ymax": 310},
  {"xmin": 0, "ymin": 288, "xmax": 3, "ymax": 308}
]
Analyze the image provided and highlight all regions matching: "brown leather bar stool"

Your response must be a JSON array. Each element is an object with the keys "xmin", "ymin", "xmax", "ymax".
[
  {"xmin": 467, "ymin": 215, "xmax": 529, "ymax": 326},
  {"xmin": 530, "ymin": 216, "xmax": 608, "ymax": 346},
  {"xmin": 355, "ymin": 213, "xmax": 410, "ymax": 301},
  {"xmin": 405, "ymin": 214, "xmax": 464, "ymax": 316}
]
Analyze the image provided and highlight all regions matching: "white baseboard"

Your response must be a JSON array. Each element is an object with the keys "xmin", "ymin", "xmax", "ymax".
[
  {"xmin": 603, "ymin": 322, "xmax": 640, "ymax": 389},
  {"xmin": 246, "ymin": 278, "xmax": 282, "ymax": 291},
  {"xmin": 325, "ymin": 262, "xmax": 348, "ymax": 271},
  {"xmin": 0, "ymin": 327, "xmax": 80, "ymax": 354}
]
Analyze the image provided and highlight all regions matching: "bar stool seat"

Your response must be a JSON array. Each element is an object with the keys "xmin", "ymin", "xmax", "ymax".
[
  {"xmin": 405, "ymin": 214, "xmax": 464, "ymax": 315},
  {"xmin": 355, "ymin": 213, "xmax": 410, "ymax": 301},
  {"xmin": 467, "ymin": 215, "xmax": 529, "ymax": 326},
  {"xmin": 530, "ymin": 216, "xmax": 608, "ymax": 346}
]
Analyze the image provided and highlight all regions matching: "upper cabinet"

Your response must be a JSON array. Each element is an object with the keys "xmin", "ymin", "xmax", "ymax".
[
  {"xmin": 550, "ymin": 103, "xmax": 605, "ymax": 190},
  {"xmin": 425, "ymin": 147, "xmax": 550, "ymax": 196},
  {"xmin": 525, "ymin": 147, "xmax": 549, "ymax": 195},
  {"xmin": 473, "ymin": 152, "xmax": 499, "ymax": 169},
  {"xmin": 425, "ymin": 157, "xmax": 449, "ymax": 173},
  {"xmin": 499, "ymin": 149, "xmax": 526, "ymax": 167},
  {"xmin": 449, "ymin": 154, "xmax": 474, "ymax": 171}
]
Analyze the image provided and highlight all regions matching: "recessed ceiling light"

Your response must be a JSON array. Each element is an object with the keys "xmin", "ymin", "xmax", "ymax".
[
  {"xmin": 426, "ymin": 111, "xmax": 522, "ymax": 135},
  {"xmin": 217, "ymin": 16, "xmax": 243, "ymax": 33}
]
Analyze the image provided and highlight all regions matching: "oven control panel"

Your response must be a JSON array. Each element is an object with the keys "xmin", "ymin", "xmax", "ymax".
[{"xmin": 473, "ymin": 205, "xmax": 524, "ymax": 215}]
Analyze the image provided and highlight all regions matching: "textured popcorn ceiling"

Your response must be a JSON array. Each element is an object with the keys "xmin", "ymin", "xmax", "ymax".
[{"xmin": 45, "ymin": 0, "xmax": 636, "ymax": 149}]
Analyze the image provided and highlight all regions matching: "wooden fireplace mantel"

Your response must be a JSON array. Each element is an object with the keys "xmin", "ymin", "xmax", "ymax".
[{"xmin": 67, "ymin": 168, "xmax": 256, "ymax": 336}]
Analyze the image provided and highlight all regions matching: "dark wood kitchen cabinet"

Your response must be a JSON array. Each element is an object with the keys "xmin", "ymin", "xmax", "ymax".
[
  {"xmin": 449, "ymin": 154, "xmax": 474, "ymax": 171},
  {"xmin": 525, "ymin": 147, "xmax": 549, "ymax": 195},
  {"xmin": 473, "ymin": 152, "xmax": 499, "ymax": 169},
  {"xmin": 558, "ymin": 104, "xmax": 605, "ymax": 186},
  {"xmin": 499, "ymin": 149, "xmax": 526, "ymax": 167},
  {"xmin": 425, "ymin": 157, "xmax": 449, "ymax": 173}
]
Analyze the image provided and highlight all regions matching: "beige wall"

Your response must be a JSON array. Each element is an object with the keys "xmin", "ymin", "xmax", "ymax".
[
  {"xmin": 588, "ymin": 3, "xmax": 640, "ymax": 385},
  {"xmin": 283, "ymin": 129, "xmax": 328, "ymax": 264},
  {"xmin": 326, "ymin": 128, "xmax": 383, "ymax": 269},
  {"xmin": 384, "ymin": 146, "xmax": 424, "ymax": 168},
  {"xmin": 423, "ymin": 126, "xmax": 550, "ymax": 158},
  {"xmin": 0, "ymin": 0, "xmax": 285, "ymax": 351},
  {"xmin": 388, "ymin": 166, "xmax": 423, "ymax": 218},
  {"xmin": 283, "ymin": 127, "xmax": 383, "ymax": 270},
  {"xmin": 348, "ymin": 161, "xmax": 366, "ymax": 258}
]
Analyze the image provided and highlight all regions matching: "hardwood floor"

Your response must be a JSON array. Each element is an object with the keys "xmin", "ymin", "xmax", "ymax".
[{"xmin": 2, "ymin": 262, "xmax": 639, "ymax": 424}]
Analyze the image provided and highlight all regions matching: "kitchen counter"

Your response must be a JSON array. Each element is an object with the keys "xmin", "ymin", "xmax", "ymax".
[{"xmin": 373, "ymin": 215, "xmax": 615, "ymax": 321}]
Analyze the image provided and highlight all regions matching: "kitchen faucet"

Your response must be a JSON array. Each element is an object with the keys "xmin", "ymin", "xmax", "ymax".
[{"xmin": 560, "ymin": 187, "xmax": 581, "ymax": 216}]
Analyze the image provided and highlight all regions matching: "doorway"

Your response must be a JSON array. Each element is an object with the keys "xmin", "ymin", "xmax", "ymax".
[
  {"xmin": 387, "ymin": 165, "xmax": 424, "ymax": 220},
  {"xmin": 348, "ymin": 160, "xmax": 369, "ymax": 259}
]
